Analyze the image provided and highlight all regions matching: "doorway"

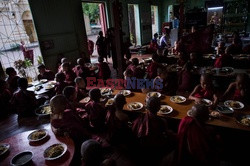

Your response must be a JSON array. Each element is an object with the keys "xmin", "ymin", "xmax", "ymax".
[
  {"xmin": 128, "ymin": 4, "xmax": 141, "ymax": 46},
  {"xmin": 82, "ymin": 2, "xmax": 108, "ymax": 63},
  {"xmin": 151, "ymin": 5, "xmax": 159, "ymax": 37}
]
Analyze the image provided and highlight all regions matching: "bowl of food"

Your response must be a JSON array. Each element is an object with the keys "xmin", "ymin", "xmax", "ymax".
[
  {"xmin": 158, "ymin": 105, "xmax": 173, "ymax": 115},
  {"xmin": 147, "ymin": 92, "xmax": 161, "ymax": 98},
  {"xmin": 27, "ymin": 129, "xmax": 48, "ymax": 142},
  {"xmin": 0, "ymin": 143, "xmax": 10, "ymax": 156},
  {"xmin": 10, "ymin": 151, "xmax": 33, "ymax": 166},
  {"xmin": 209, "ymin": 111, "xmax": 221, "ymax": 118},
  {"xmin": 105, "ymin": 98, "xmax": 114, "ymax": 107},
  {"xmin": 119, "ymin": 90, "xmax": 131, "ymax": 96},
  {"xmin": 80, "ymin": 97, "xmax": 91, "ymax": 104},
  {"xmin": 236, "ymin": 114, "xmax": 250, "ymax": 126},
  {"xmin": 224, "ymin": 100, "xmax": 244, "ymax": 110},
  {"xmin": 100, "ymin": 88, "xmax": 112, "ymax": 96},
  {"xmin": 44, "ymin": 143, "xmax": 67, "ymax": 160},
  {"xmin": 170, "ymin": 96, "xmax": 186, "ymax": 104},
  {"xmin": 127, "ymin": 102, "xmax": 143, "ymax": 111},
  {"xmin": 35, "ymin": 105, "xmax": 52, "ymax": 116}
]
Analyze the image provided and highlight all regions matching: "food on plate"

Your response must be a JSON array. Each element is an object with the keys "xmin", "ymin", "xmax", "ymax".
[
  {"xmin": 45, "ymin": 144, "xmax": 64, "ymax": 158},
  {"xmin": 159, "ymin": 106, "xmax": 171, "ymax": 114},
  {"xmin": 149, "ymin": 92, "xmax": 160, "ymax": 98},
  {"xmin": 41, "ymin": 106, "xmax": 52, "ymax": 114},
  {"xmin": 100, "ymin": 88, "xmax": 110, "ymax": 94},
  {"xmin": 229, "ymin": 101, "xmax": 241, "ymax": 108},
  {"xmin": 120, "ymin": 90, "xmax": 130, "ymax": 96},
  {"xmin": 29, "ymin": 130, "xmax": 46, "ymax": 140},
  {"xmin": 129, "ymin": 103, "xmax": 141, "ymax": 109},
  {"xmin": 106, "ymin": 99, "xmax": 114, "ymax": 105},
  {"xmin": 0, "ymin": 144, "xmax": 8, "ymax": 155},
  {"xmin": 210, "ymin": 111, "xmax": 221, "ymax": 118},
  {"xmin": 240, "ymin": 118, "xmax": 250, "ymax": 126},
  {"xmin": 171, "ymin": 96, "xmax": 185, "ymax": 103},
  {"xmin": 40, "ymin": 79, "xmax": 47, "ymax": 83},
  {"xmin": 45, "ymin": 84, "xmax": 54, "ymax": 89}
]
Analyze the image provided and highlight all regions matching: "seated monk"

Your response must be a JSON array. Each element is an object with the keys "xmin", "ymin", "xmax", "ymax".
[
  {"xmin": 74, "ymin": 77, "xmax": 87, "ymax": 102},
  {"xmin": 214, "ymin": 47, "xmax": 233, "ymax": 68},
  {"xmin": 50, "ymin": 95, "xmax": 90, "ymax": 165},
  {"xmin": 5, "ymin": 67, "xmax": 20, "ymax": 93},
  {"xmin": 132, "ymin": 97, "xmax": 176, "ymax": 165},
  {"xmin": 62, "ymin": 62, "xmax": 76, "ymax": 85},
  {"xmin": 37, "ymin": 64, "xmax": 55, "ymax": 81},
  {"xmin": 73, "ymin": 58, "xmax": 90, "ymax": 82},
  {"xmin": 146, "ymin": 53, "xmax": 160, "ymax": 79},
  {"xmin": 97, "ymin": 56, "xmax": 111, "ymax": 80},
  {"xmin": 54, "ymin": 72, "xmax": 68, "ymax": 95},
  {"xmin": 177, "ymin": 104, "xmax": 220, "ymax": 166},
  {"xmin": 105, "ymin": 94, "xmax": 134, "ymax": 146},
  {"xmin": 222, "ymin": 73, "xmax": 249, "ymax": 103},
  {"xmin": 63, "ymin": 86, "xmax": 85, "ymax": 110},
  {"xmin": 10, "ymin": 78, "xmax": 37, "ymax": 117},
  {"xmin": 85, "ymin": 88, "xmax": 106, "ymax": 132},
  {"xmin": 177, "ymin": 61, "xmax": 194, "ymax": 93}
]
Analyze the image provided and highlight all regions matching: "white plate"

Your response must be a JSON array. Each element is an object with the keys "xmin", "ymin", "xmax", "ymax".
[
  {"xmin": 201, "ymin": 99, "xmax": 213, "ymax": 106},
  {"xmin": 80, "ymin": 97, "xmax": 90, "ymax": 103},
  {"xmin": 40, "ymin": 79, "xmax": 48, "ymax": 84},
  {"xmin": 105, "ymin": 98, "xmax": 114, "ymax": 106},
  {"xmin": 44, "ymin": 84, "xmax": 55, "ymax": 90},
  {"xmin": 119, "ymin": 90, "xmax": 131, "ymax": 96},
  {"xmin": 187, "ymin": 110, "xmax": 192, "ymax": 116},
  {"xmin": 158, "ymin": 105, "xmax": 173, "ymax": 115},
  {"xmin": 27, "ymin": 129, "xmax": 48, "ymax": 142},
  {"xmin": 44, "ymin": 143, "xmax": 67, "ymax": 160},
  {"xmin": 100, "ymin": 88, "xmax": 112, "ymax": 96},
  {"xmin": 170, "ymin": 96, "xmax": 186, "ymax": 103},
  {"xmin": 127, "ymin": 102, "xmax": 143, "ymax": 111},
  {"xmin": 147, "ymin": 92, "xmax": 161, "ymax": 98},
  {"xmin": 224, "ymin": 100, "xmax": 244, "ymax": 109},
  {"xmin": 0, "ymin": 143, "xmax": 10, "ymax": 156}
]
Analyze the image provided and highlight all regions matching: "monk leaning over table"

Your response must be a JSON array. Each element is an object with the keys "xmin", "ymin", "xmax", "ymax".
[{"xmin": 54, "ymin": 72, "xmax": 69, "ymax": 95}]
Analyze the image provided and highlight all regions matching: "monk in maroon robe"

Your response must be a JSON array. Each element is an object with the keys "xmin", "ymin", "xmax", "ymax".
[
  {"xmin": 54, "ymin": 72, "xmax": 68, "ymax": 95},
  {"xmin": 10, "ymin": 78, "xmax": 37, "ymax": 117},
  {"xmin": 62, "ymin": 62, "xmax": 76, "ymax": 85},
  {"xmin": 74, "ymin": 77, "xmax": 87, "ymax": 102},
  {"xmin": 5, "ymin": 67, "xmax": 20, "ymax": 93},
  {"xmin": 177, "ymin": 104, "xmax": 220, "ymax": 166},
  {"xmin": 97, "ymin": 56, "xmax": 111, "ymax": 80},
  {"xmin": 146, "ymin": 53, "xmax": 160, "ymax": 79},
  {"xmin": 37, "ymin": 64, "xmax": 55, "ymax": 81},
  {"xmin": 0, "ymin": 79, "xmax": 12, "ymax": 118},
  {"xmin": 73, "ymin": 58, "xmax": 90, "ymax": 82}
]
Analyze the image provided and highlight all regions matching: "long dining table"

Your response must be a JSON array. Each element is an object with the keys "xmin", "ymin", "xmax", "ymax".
[
  {"xmin": 0, "ymin": 125, "xmax": 75, "ymax": 165},
  {"xmin": 112, "ymin": 90, "xmax": 250, "ymax": 132}
]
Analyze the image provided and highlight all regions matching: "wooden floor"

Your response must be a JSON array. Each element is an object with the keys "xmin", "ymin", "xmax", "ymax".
[{"xmin": 0, "ymin": 114, "xmax": 49, "ymax": 141}]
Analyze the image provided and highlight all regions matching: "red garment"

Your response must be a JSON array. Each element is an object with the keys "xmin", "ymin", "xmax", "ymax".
[
  {"xmin": 146, "ymin": 62, "xmax": 159, "ymax": 79},
  {"xmin": 55, "ymin": 81, "xmax": 68, "ymax": 94},
  {"xmin": 73, "ymin": 65, "xmax": 90, "ymax": 80},
  {"xmin": 149, "ymin": 39, "xmax": 158, "ymax": 53},
  {"xmin": 21, "ymin": 45, "xmax": 34, "ymax": 63},
  {"xmin": 178, "ymin": 70, "xmax": 193, "ymax": 92},
  {"xmin": 193, "ymin": 86, "xmax": 214, "ymax": 100},
  {"xmin": 75, "ymin": 87, "xmax": 87, "ymax": 102},
  {"xmin": 85, "ymin": 101, "xmax": 106, "ymax": 130},
  {"xmin": 214, "ymin": 54, "xmax": 233, "ymax": 68},
  {"xmin": 177, "ymin": 116, "xmax": 219, "ymax": 166},
  {"xmin": 10, "ymin": 89, "xmax": 37, "ymax": 116},
  {"xmin": 88, "ymin": 40, "xmax": 94, "ymax": 56},
  {"xmin": 38, "ymin": 70, "xmax": 55, "ymax": 81},
  {"xmin": 233, "ymin": 89, "xmax": 242, "ymax": 101},
  {"xmin": 64, "ymin": 70, "xmax": 76, "ymax": 84},
  {"xmin": 98, "ymin": 62, "xmax": 111, "ymax": 80}
]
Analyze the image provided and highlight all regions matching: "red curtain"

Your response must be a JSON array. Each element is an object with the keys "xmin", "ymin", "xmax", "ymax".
[{"xmin": 99, "ymin": 3, "xmax": 107, "ymax": 36}]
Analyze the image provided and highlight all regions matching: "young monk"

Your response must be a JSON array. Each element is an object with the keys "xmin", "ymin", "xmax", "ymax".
[
  {"xmin": 97, "ymin": 56, "xmax": 111, "ymax": 80},
  {"xmin": 54, "ymin": 72, "xmax": 68, "ymax": 95},
  {"xmin": 5, "ymin": 67, "xmax": 20, "ymax": 93},
  {"xmin": 177, "ymin": 61, "xmax": 194, "ymax": 93},
  {"xmin": 189, "ymin": 74, "xmax": 218, "ymax": 107},
  {"xmin": 214, "ymin": 46, "xmax": 233, "ymax": 68},
  {"xmin": 132, "ymin": 97, "xmax": 176, "ymax": 166},
  {"xmin": 146, "ymin": 53, "xmax": 160, "ymax": 79},
  {"xmin": 85, "ymin": 88, "xmax": 106, "ymax": 132},
  {"xmin": 177, "ymin": 104, "xmax": 220, "ymax": 166},
  {"xmin": 37, "ymin": 64, "xmax": 55, "ymax": 81},
  {"xmin": 50, "ymin": 95, "xmax": 90, "ymax": 165},
  {"xmin": 58, "ymin": 57, "xmax": 69, "ymax": 72},
  {"xmin": 73, "ymin": 58, "xmax": 90, "ymax": 82},
  {"xmin": 0, "ymin": 79, "xmax": 12, "ymax": 118},
  {"xmin": 10, "ymin": 78, "xmax": 37, "ymax": 117},
  {"xmin": 74, "ymin": 77, "xmax": 87, "ymax": 102},
  {"xmin": 63, "ymin": 86, "xmax": 85, "ymax": 110},
  {"xmin": 222, "ymin": 73, "xmax": 249, "ymax": 103},
  {"xmin": 62, "ymin": 62, "xmax": 76, "ymax": 85}
]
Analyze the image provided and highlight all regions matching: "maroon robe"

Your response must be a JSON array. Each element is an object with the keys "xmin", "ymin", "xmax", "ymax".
[
  {"xmin": 0, "ymin": 89, "xmax": 12, "ymax": 117},
  {"xmin": 177, "ymin": 116, "xmax": 219, "ymax": 166},
  {"xmin": 97, "ymin": 63, "xmax": 111, "ymax": 80},
  {"xmin": 146, "ymin": 62, "xmax": 159, "ymax": 79},
  {"xmin": 193, "ymin": 85, "xmax": 214, "ymax": 100},
  {"xmin": 38, "ymin": 70, "xmax": 55, "ymax": 81},
  {"xmin": 54, "ymin": 81, "xmax": 68, "ymax": 95},
  {"xmin": 178, "ymin": 70, "xmax": 193, "ymax": 92},
  {"xmin": 64, "ymin": 70, "xmax": 76, "ymax": 84},
  {"xmin": 85, "ymin": 101, "xmax": 106, "ymax": 131},
  {"xmin": 75, "ymin": 87, "xmax": 87, "ymax": 102},
  {"xmin": 73, "ymin": 65, "xmax": 90, "ymax": 81},
  {"xmin": 10, "ymin": 89, "xmax": 37, "ymax": 117}
]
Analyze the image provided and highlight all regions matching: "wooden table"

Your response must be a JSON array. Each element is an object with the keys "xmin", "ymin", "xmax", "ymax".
[
  {"xmin": 0, "ymin": 125, "xmax": 75, "ymax": 165},
  {"xmin": 27, "ymin": 80, "xmax": 55, "ymax": 95},
  {"xmin": 113, "ymin": 90, "xmax": 250, "ymax": 132}
]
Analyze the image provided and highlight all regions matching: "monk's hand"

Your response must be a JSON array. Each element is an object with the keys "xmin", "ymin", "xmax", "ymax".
[{"xmin": 194, "ymin": 98, "xmax": 202, "ymax": 104}]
